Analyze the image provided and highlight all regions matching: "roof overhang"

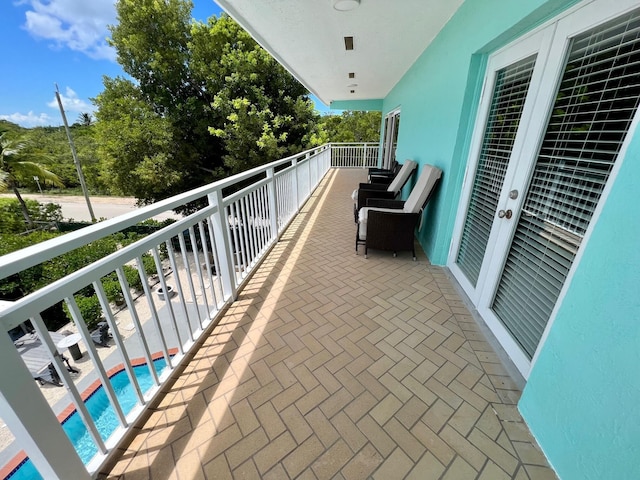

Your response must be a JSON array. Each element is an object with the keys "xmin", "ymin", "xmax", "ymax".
[{"xmin": 215, "ymin": 0, "xmax": 465, "ymax": 107}]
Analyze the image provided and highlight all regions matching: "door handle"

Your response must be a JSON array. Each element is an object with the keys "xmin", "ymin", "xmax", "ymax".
[{"xmin": 498, "ymin": 209, "xmax": 513, "ymax": 219}]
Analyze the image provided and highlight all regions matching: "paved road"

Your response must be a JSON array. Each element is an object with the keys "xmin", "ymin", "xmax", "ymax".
[{"xmin": 1, "ymin": 193, "xmax": 179, "ymax": 222}]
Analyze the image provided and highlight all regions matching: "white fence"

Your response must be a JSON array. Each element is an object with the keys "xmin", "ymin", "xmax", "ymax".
[
  {"xmin": 0, "ymin": 142, "xmax": 380, "ymax": 479},
  {"xmin": 330, "ymin": 142, "xmax": 380, "ymax": 168}
]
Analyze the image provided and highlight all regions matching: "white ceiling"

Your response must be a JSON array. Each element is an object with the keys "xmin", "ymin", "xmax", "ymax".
[{"xmin": 215, "ymin": 0, "xmax": 465, "ymax": 106}]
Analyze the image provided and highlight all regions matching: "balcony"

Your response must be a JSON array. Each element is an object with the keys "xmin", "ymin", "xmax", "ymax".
[{"xmin": 0, "ymin": 144, "xmax": 555, "ymax": 479}]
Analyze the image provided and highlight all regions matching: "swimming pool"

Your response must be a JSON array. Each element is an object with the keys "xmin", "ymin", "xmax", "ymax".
[{"xmin": 5, "ymin": 358, "xmax": 168, "ymax": 480}]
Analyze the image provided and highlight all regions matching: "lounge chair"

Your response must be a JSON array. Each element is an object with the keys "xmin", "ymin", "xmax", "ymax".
[
  {"xmin": 90, "ymin": 321, "xmax": 112, "ymax": 347},
  {"xmin": 352, "ymin": 159, "xmax": 417, "ymax": 222},
  {"xmin": 356, "ymin": 164, "xmax": 442, "ymax": 259},
  {"xmin": 33, "ymin": 363, "xmax": 63, "ymax": 387}
]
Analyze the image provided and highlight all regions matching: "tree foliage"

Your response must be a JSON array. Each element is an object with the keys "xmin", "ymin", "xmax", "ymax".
[
  {"xmin": 94, "ymin": 77, "xmax": 180, "ymax": 199},
  {"xmin": 77, "ymin": 113, "xmax": 93, "ymax": 126},
  {"xmin": 0, "ymin": 132, "xmax": 64, "ymax": 226},
  {"xmin": 95, "ymin": 1, "xmax": 318, "ymax": 204},
  {"xmin": 313, "ymin": 111, "xmax": 382, "ymax": 144},
  {"xmin": 0, "ymin": 198, "xmax": 62, "ymax": 234},
  {"xmin": 0, "ymin": 229, "xmax": 157, "ymax": 330},
  {"xmin": 1, "ymin": 120, "xmax": 105, "ymax": 194}
]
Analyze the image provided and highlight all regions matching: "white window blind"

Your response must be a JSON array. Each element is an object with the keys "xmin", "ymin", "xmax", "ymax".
[
  {"xmin": 456, "ymin": 56, "xmax": 537, "ymax": 286},
  {"xmin": 492, "ymin": 10, "xmax": 640, "ymax": 358}
]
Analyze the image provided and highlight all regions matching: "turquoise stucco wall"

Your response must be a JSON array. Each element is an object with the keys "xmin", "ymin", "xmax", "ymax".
[
  {"xmin": 518, "ymin": 129, "xmax": 640, "ymax": 479},
  {"xmin": 381, "ymin": 0, "xmax": 578, "ymax": 265},
  {"xmin": 381, "ymin": 0, "xmax": 640, "ymax": 478}
]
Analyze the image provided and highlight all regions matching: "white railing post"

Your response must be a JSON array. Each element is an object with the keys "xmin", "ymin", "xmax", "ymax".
[
  {"xmin": 290, "ymin": 160, "xmax": 300, "ymax": 214},
  {"xmin": 0, "ymin": 332, "xmax": 90, "ymax": 479},
  {"xmin": 305, "ymin": 153, "xmax": 313, "ymax": 200},
  {"xmin": 266, "ymin": 167, "xmax": 280, "ymax": 239},
  {"xmin": 208, "ymin": 191, "xmax": 238, "ymax": 301},
  {"xmin": 305, "ymin": 152, "xmax": 311, "ymax": 205},
  {"xmin": 362, "ymin": 144, "xmax": 368, "ymax": 168},
  {"xmin": 329, "ymin": 143, "xmax": 334, "ymax": 167},
  {"xmin": 311, "ymin": 151, "xmax": 318, "ymax": 187}
]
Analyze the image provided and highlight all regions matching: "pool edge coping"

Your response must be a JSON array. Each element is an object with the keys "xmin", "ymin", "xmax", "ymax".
[{"xmin": 1, "ymin": 348, "xmax": 178, "ymax": 480}]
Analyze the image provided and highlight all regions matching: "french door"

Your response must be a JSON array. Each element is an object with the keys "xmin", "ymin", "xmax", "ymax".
[
  {"xmin": 381, "ymin": 109, "xmax": 400, "ymax": 169},
  {"xmin": 450, "ymin": 0, "xmax": 640, "ymax": 377}
]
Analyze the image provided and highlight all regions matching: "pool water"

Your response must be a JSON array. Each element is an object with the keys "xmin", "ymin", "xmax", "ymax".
[{"xmin": 7, "ymin": 358, "xmax": 167, "ymax": 480}]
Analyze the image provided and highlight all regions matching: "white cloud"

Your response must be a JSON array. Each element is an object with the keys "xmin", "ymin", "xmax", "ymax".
[
  {"xmin": 22, "ymin": 0, "xmax": 117, "ymax": 61},
  {"xmin": 0, "ymin": 111, "xmax": 55, "ymax": 128},
  {"xmin": 46, "ymin": 86, "xmax": 95, "ymax": 114},
  {"xmin": 0, "ymin": 87, "xmax": 94, "ymax": 127}
]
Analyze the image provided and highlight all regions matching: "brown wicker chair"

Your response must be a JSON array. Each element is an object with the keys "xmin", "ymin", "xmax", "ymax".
[
  {"xmin": 352, "ymin": 159, "xmax": 417, "ymax": 222},
  {"xmin": 367, "ymin": 160, "xmax": 399, "ymax": 182},
  {"xmin": 356, "ymin": 164, "xmax": 442, "ymax": 259}
]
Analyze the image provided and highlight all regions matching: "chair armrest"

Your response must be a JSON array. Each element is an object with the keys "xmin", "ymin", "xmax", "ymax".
[
  {"xmin": 358, "ymin": 183, "xmax": 388, "ymax": 191},
  {"xmin": 369, "ymin": 175, "xmax": 394, "ymax": 185},
  {"xmin": 358, "ymin": 190, "xmax": 396, "ymax": 210},
  {"xmin": 368, "ymin": 167, "xmax": 393, "ymax": 175},
  {"xmin": 366, "ymin": 199, "xmax": 405, "ymax": 209}
]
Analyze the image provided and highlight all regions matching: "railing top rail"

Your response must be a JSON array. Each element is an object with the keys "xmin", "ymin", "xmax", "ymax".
[
  {"xmin": 329, "ymin": 142, "xmax": 380, "ymax": 146},
  {"xmin": 0, "ymin": 145, "xmax": 330, "ymax": 280},
  {"xmin": 0, "ymin": 206, "xmax": 216, "ymax": 327}
]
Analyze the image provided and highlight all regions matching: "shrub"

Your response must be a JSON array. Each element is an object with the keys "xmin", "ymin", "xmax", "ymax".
[
  {"xmin": 141, "ymin": 253, "xmax": 158, "ymax": 277},
  {"xmin": 123, "ymin": 264, "xmax": 143, "ymax": 292},
  {"xmin": 0, "ymin": 198, "xmax": 62, "ymax": 234},
  {"xmin": 102, "ymin": 276, "xmax": 125, "ymax": 305},
  {"xmin": 63, "ymin": 295, "xmax": 103, "ymax": 331}
]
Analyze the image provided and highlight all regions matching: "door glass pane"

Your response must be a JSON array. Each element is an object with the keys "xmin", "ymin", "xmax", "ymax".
[
  {"xmin": 390, "ymin": 113, "xmax": 400, "ymax": 163},
  {"xmin": 381, "ymin": 112, "xmax": 400, "ymax": 169},
  {"xmin": 381, "ymin": 116, "xmax": 390, "ymax": 167},
  {"xmin": 456, "ymin": 55, "xmax": 537, "ymax": 286},
  {"xmin": 493, "ymin": 9, "xmax": 640, "ymax": 358}
]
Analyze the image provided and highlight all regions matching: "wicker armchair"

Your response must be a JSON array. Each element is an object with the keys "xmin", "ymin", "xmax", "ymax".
[
  {"xmin": 356, "ymin": 164, "xmax": 442, "ymax": 259},
  {"xmin": 352, "ymin": 159, "xmax": 417, "ymax": 222},
  {"xmin": 367, "ymin": 160, "xmax": 399, "ymax": 182}
]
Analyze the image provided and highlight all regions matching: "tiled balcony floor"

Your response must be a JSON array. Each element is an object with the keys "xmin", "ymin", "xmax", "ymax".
[{"xmin": 100, "ymin": 169, "xmax": 556, "ymax": 479}]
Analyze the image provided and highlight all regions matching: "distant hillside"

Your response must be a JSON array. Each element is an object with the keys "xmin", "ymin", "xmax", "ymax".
[{"xmin": 0, "ymin": 119, "xmax": 107, "ymax": 195}]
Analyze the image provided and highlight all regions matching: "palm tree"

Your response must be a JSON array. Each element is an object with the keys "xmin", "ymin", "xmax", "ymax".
[
  {"xmin": 77, "ymin": 112, "xmax": 93, "ymax": 126},
  {"xmin": 0, "ymin": 133, "xmax": 63, "ymax": 228}
]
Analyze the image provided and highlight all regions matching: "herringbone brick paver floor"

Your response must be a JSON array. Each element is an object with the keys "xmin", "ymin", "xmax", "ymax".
[{"xmin": 100, "ymin": 169, "xmax": 556, "ymax": 479}]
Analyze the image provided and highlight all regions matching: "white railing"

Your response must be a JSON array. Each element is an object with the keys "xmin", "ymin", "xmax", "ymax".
[
  {"xmin": 0, "ymin": 143, "xmax": 380, "ymax": 479},
  {"xmin": 330, "ymin": 142, "xmax": 380, "ymax": 168}
]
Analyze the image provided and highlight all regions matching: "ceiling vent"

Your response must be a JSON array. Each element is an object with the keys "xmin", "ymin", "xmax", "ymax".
[{"xmin": 344, "ymin": 36, "xmax": 354, "ymax": 51}]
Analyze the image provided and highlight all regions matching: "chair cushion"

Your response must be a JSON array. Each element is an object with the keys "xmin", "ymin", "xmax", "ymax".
[
  {"xmin": 358, "ymin": 207, "xmax": 404, "ymax": 240},
  {"xmin": 387, "ymin": 160, "xmax": 417, "ymax": 194},
  {"xmin": 403, "ymin": 165, "xmax": 442, "ymax": 213}
]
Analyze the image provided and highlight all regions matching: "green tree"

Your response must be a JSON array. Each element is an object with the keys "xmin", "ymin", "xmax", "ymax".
[
  {"xmin": 94, "ymin": 77, "xmax": 180, "ymax": 199},
  {"xmin": 313, "ymin": 111, "xmax": 382, "ymax": 144},
  {"xmin": 21, "ymin": 124, "xmax": 105, "ymax": 194},
  {"xmin": 0, "ymin": 198, "xmax": 62, "ymax": 234},
  {"xmin": 77, "ymin": 113, "xmax": 93, "ymax": 126},
  {"xmin": 94, "ymin": 1, "xmax": 318, "ymax": 204},
  {"xmin": 201, "ymin": 16, "xmax": 317, "ymax": 173},
  {"xmin": 0, "ymin": 133, "xmax": 63, "ymax": 227}
]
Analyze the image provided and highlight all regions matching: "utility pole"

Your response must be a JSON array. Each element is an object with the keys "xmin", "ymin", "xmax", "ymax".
[{"xmin": 55, "ymin": 83, "xmax": 96, "ymax": 222}]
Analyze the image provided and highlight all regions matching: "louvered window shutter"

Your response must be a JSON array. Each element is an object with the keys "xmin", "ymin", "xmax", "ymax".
[
  {"xmin": 492, "ymin": 10, "xmax": 640, "ymax": 358},
  {"xmin": 457, "ymin": 56, "xmax": 537, "ymax": 286}
]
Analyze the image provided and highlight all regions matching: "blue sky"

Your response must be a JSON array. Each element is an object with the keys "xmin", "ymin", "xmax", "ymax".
[{"xmin": 0, "ymin": 0, "xmax": 331, "ymax": 129}]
